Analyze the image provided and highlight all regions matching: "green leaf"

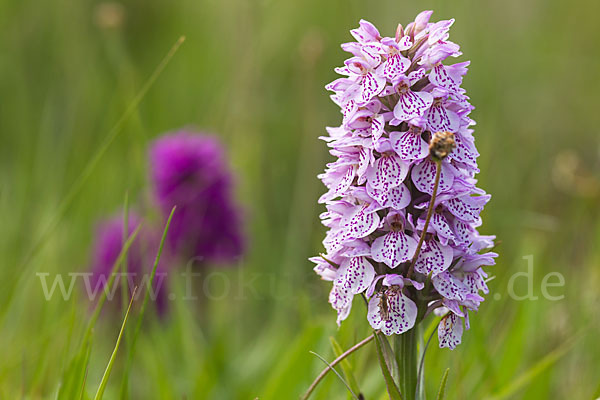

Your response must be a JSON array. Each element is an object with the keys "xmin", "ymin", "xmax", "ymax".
[
  {"xmin": 57, "ymin": 336, "xmax": 92, "ymax": 400},
  {"xmin": 120, "ymin": 207, "xmax": 176, "ymax": 396},
  {"xmin": 374, "ymin": 332, "xmax": 403, "ymax": 400},
  {"xmin": 417, "ymin": 319, "xmax": 441, "ymax": 397},
  {"xmin": 94, "ymin": 286, "xmax": 137, "ymax": 400},
  {"xmin": 379, "ymin": 333, "xmax": 398, "ymax": 381},
  {"xmin": 436, "ymin": 368, "xmax": 450, "ymax": 400},
  {"xmin": 57, "ymin": 226, "xmax": 141, "ymax": 400},
  {"xmin": 329, "ymin": 336, "xmax": 362, "ymax": 397}
]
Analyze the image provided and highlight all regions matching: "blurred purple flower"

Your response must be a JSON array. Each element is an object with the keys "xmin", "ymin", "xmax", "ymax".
[
  {"xmin": 149, "ymin": 131, "xmax": 244, "ymax": 265},
  {"xmin": 90, "ymin": 212, "xmax": 169, "ymax": 314}
]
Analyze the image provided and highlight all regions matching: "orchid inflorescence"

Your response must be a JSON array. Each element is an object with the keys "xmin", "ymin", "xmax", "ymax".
[{"xmin": 311, "ymin": 11, "xmax": 497, "ymax": 349}]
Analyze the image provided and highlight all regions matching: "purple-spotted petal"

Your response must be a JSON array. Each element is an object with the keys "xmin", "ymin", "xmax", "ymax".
[
  {"xmin": 452, "ymin": 219, "xmax": 472, "ymax": 246},
  {"xmin": 334, "ymin": 256, "xmax": 376, "ymax": 294},
  {"xmin": 360, "ymin": 72, "xmax": 386, "ymax": 104},
  {"xmin": 329, "ymin": 285, "xmax": 353, "ymax": 326},
  {"xmin": 371, "ymin": 230, "xmax": 417, "ymax": 268},
  {"xmin": 426, "ymin": 105, "xmax": 460, "ymax": 133},
  {"xmin": 344, "ymin": 205, "xmax": 381, "ymax": 239},
  {"xmin": 430, "ymin": 64, "xmax": 460, "ymax": 92},
  {"xmin": 438, "ymin": 313, "xmax": 463, "ymax": 349},
  {"xmin": 367, "ymin": 183, "xmax": 410, "ymax": 210},
  {"xmin": 413, "ymin": 239, "xmax": 453, "ymax": 276},
  {"xmin": 382, "ymin": 53, "xmax": 410, "ymax": 80},
  {"xmin": 371, "ymin": 114, "xmax": 385, "ymax": 141},
  {"xmin": 388, "ymin": 184, "xmax": 411, "ymax": 210},
  {"xmin": 445, "ymin": 194, "xmax": 489, "ymax": 223},
  {"xmin": 432, "ymin": 271, "xmax": 468, "ymax": 301},
  {"xmin": 366, "ymin": 154, "xmax": 409, "ymax": 191},
  {"xmin": 390, "ymin": 131, "xmax": 429, "ymax": 161},
  {"xmin": 430, "ymin": 212, "xmax": 456, "ymax": 242},
  {"xmin": 367, "ymin": 290, "xmax": 418, "ymax": 335},
  {"xmin": 393, "ymin": 91, "xmax": 433, "ymax": 121},
  {"xmin": 448, "ymin": 132, "xmax": 479, "ymax": 168},
  {"xmin": 411, "ymin": 159, "xmax": 455, "ymax": 195}
]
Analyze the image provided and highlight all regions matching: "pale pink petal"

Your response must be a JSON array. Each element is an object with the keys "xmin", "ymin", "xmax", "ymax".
[
  {"xmin": 393, "ymin": 90, "xmax": 433, "ymax": 121},
  {"xmin": 445, "ymin": 194, "xmax": 489, "ymax": 223},
  {"xmin": 408, "ymin": 68, "xmax": 426, "ymax": 85},
  {"xmin": 366, "ymin": 154, "xmax": 409, "ymax": 191},
  {"xmin": 411, "ymin": 159, "xmax": 455, "ymax": 195},
  {"xmin": 360, "ymin": 72, "xmax": 386, "ymax": 104},
  {"xmin": 398, "ymin": 35, "xmax": 412, "ymax": 50},
  {"xmin": 448, "ymin": 132, "xmax": 479, "ymax": 168},
  {"xmin": 366, "ymin": 183, "xmax": 410, "ymax": 210},
  {"xmin": 357, "ymin": 147, "xmax": 373, "ymax": 184},
  {"xmin": 371, "ymin": 231, "xmax": 417, "ymax": 268},
  {"xmin": 382, "ymin": 53, "xmax": 410, "ymax": 80},
  {"xmin": 390, "ymin": 131, "xmax": 429, "ymax": 161},
  {"xmin": 345, "ymin": 205, "xmax": 381, "ymax": 239},
  {"xmin": 452, "ymin": 219, "xmax": 472, "ymax": 246},
  {"xmin": 334, "ymin": 256, "xmax": 376, "ymax": 294},
  {"xmin": 333, "ymin": 165, "xmax": 356, "ymax": 195},
  {"xmin": 429, "ymin": 64, "xmax": 460, "ymax": 92},
  {"xmin": 426, "ymin": 105, "xmax": 460, "ymax": 133},
  {"xmin": 430, "ymin": 212, "xmax": 455, "ymax": 242},
  {"xmin": 387, "ymin": 184, "xmax": 411, "ymax": 210},
  {"xmin": 438, "ymin": 313, "xmax": 463, "ymax": 349},
  {"xmin": 443, "ymin": 299, "xmax": 465, "ymax": 317},
  {"xmin": 371, "ymin": 114, "xmax": 385, "ymax": 141},
  {"xmin": 463, "ymin": 271, "xmax": 489, "ymax": 295},
  {"xmin": 414, "ymin": 239, "xmax": 453, "ymax": 276},
  {"xmin": 428, "ymin": 19, "xmax": 455, "ymax": 45},
  {"xmin": 368, "ymin": 290, "xmax": 418, "ymax": 335},
  {"xmin": 362, "ymin": 47, "xmax": 382, "ymax": 67},
  {"xmin": 432, "ymin": 271, "xmax": 468, "ymax": 301},
  {"xmin": 367, "ymin": 294, "xmax": 385, "ymax": 329},
  {"xmin": 351, "ymin": 19, "xmax": 381, "ymax": 44},
  {"xmin": 329, "ymin": 285, "xmax": 353, "ymax": 326}
]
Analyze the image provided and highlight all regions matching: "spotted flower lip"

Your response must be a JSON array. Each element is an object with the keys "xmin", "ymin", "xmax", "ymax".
[{"xmin": 313, "ymin": 11, "xmax": 497, "ymax": 350}]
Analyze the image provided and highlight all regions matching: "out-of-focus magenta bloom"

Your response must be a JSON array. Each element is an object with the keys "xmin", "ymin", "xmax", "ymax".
[
  {"xmin": 90, "ymin": 213, "xmax": 169, "ymax": 314},
  {"xmin": 149, "ymin": 131, "xmax": 244, "ymax": 264}
]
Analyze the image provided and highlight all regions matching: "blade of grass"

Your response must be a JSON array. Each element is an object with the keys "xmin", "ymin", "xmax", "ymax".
[
  {"xmin": 57, "ymin": 225, "xmax": 140, "ymax": 400},
  {"xmin": 121, "ymin": 191, "xmax": 130, "ymax": 330},
  {"xmin": 329, "ymin": 336, "xmax": 361, "ymax": 397},
  {"xmin": 94, "ymin": 286, "xmax": 138, "ymax": 400},
  {"xmin": 436, "ymin": 368, "xmax": 450, "ymax": 400},
  {"xmin": 78, "ymin": 366, "xmax": 89, "ymax": 400},
  {"xmin": 309, "ymin": 351, "xmax": 360, "ymax": 400},
  {"xmin": 0, "ymin": 35, "xmax": 186, "ymax": 324},
  {"xmin": 57, "ymin": 335, "xmax": 92, "ymax": 400},
  {"xmin": 417, "ymin": 319, "xmax": 441, "ymax": 397},
  {"xmin": 120, "ymin": 207, "xmax": 176, "ymax": 397}
]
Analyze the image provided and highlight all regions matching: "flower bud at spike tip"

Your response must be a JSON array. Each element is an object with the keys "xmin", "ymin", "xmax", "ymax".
[{"xmin": 429, "ymin": 131, "xmax": 456, "ymax": 161}]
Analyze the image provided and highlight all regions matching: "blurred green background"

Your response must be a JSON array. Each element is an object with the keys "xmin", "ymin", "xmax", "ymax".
[{"xmin": 1, "ymin": 0, "xmax": 599, "ymax": 398}]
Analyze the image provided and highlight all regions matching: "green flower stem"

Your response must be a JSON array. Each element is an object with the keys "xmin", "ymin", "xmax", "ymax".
[{"xmin": 396, "ymin": 326, "xmax": 419, "ymax": 400}]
